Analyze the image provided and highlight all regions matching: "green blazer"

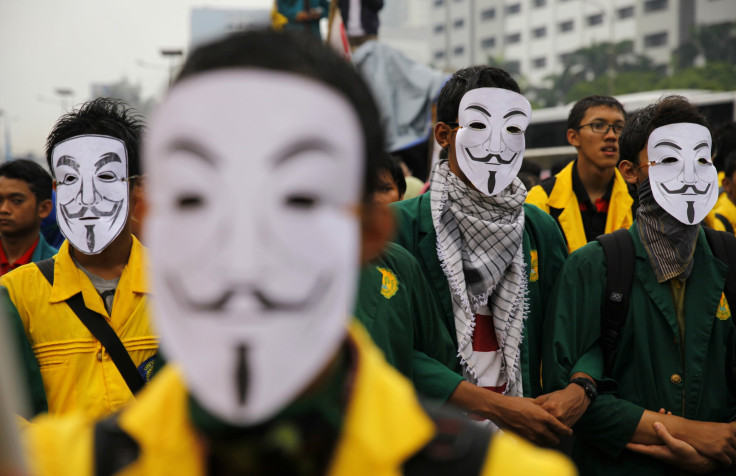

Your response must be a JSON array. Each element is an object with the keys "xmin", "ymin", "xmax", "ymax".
[
  {"xmin": 391, "ymin": 192, "xmax": 567, "ymax": 398},
  {"xmin": 544, "ymin": 224, "xmax": 736, "ymax": 475}
]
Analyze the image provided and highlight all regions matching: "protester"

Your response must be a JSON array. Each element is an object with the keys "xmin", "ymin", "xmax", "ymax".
[
  {"xmin": 374, "ymin": 153, "xmax": 406, "ymax": 205},
  {"xmin": 20, "ymin": 31, "xmax": 575, "ymax": 476},
  {"xmin": 277, "ymin": 0, "xmax": 329, "ymax": 39},
  {"xmin": 392, "ymin": 65, "xmax": 574, "ymax": 446},
  {"xmin": 544, "ymin": 95, "xmax": 736, "ymax": 475},
  {"xmin": 0, "ymin": 160, "xmax": 56, "ymax": 277},
  {"xmin": 2, "ymin": 98, "xmax": 157, "ymax": 418},
  {"xmin": 527, "ymin": 96, "xmax": 632, "ymax": 252}
]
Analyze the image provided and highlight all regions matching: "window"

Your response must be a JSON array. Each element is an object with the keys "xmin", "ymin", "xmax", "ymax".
[
  {"xmin": 434, "ymin": 0, "xmax": 444, "ymax": 6},
  {"xmin": 454, "ymin": 46, "xmax": 465, "ymax": 55},
  {"xmin": 533, "ymin": 26, "xmax": 547, "ymax": 38},
  {"xmin": 453, "ymin": 18, "xmax": 465, "ymax": 28},
  {"xmin": 506, "ymin": 32, "xmax": 521, "ymax": 44},
  {"xmin": 644, "ymin": 0, "xmax": 668, "ymax": 12},
  {"xmin": 481, "ymin": 37, "xmax": 496, "ymax": 48},
  {"xmin": 587, "ymin": 13, "xmax": 603, "ymax": 26},
  {"xmin": 533, "ymin": 57, "xmax": 547, "ymax": 68},
  {"xmin": 506, "ymin": 61, "xmax": 521, "ymax": 75},
  {"xmin": 533, "ymin": 0, "xmax": 547, "ymax": 7},
  {"xmin": 434, "ymin": 50, "xmax": 445, "ymax": 60},
  {"xmin": 481, "ymin": 8, "xmax": 496, "ymax": 20},
  {"xmin": 434, "ymin": 24, "xmax": 445, "ymax": 33},
  {"xmin": 559, "ymin": 20, "xmax": 574, "ymax": 32},
  {"xmin": 617, "ymin": 6, "xmax": 634, "ymax": 19},
  {"xmin": 559, "ymin": 52, "xmax": 573, "ymax": 64},
  {"xmin": 506, "ymin": 3, "xmax": 521, "ymax": 15},
  {"xmin": 644, "ymin": 31, "xmax": 668, "ymax": 47}
]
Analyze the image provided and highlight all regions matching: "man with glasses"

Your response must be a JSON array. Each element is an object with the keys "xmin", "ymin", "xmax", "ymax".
[{"xmin": 528, "ymin": 95, "xmax": 633, "ymax": 252}]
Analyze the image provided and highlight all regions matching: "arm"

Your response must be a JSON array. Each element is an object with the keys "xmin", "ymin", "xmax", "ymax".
[
  {"xmin": 534, "ymin": 372, "xmax": 594, "ymax": 427},
  {"xmin": 448, "ymin": 380, "xmax": 572, "ymax": 446}
]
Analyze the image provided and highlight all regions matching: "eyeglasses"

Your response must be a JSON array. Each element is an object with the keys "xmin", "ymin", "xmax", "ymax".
[{"xmin": 577, "ymin": 122, "xmax": 625, "ymax": 135}]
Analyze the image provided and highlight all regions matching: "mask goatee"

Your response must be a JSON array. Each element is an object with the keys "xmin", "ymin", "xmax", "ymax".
[{"xmin": 85, "ymin": 225, "xmax": 95, "ymax": 253}]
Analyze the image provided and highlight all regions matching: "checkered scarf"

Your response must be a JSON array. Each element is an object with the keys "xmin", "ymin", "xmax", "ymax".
[{"xmin": 429, "ymin": 160, "xmax": 528, "ymax": 397}]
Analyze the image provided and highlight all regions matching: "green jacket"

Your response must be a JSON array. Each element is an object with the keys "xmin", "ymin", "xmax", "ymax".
[
  {"xmin": 391, "ymin": 193, "xmax": 567, "ymax": 398},
  {"xmin": 354, "ymin": 242, "xmax": 463, "ymax": 402},
  {"xmin": 543, "ymin": 224, "xmax": 736, "ymax": 475}
]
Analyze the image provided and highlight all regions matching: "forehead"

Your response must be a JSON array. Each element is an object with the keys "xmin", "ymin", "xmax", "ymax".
[
  {"xmin": 580, "ymin": 105, "xmax": 625, "ymax": 123},
  {"xmin": 458, "ymin": 88, "xmax": 531, "ymax": 115},
  {"xmin": 648, "ymin": 123, "xmax": 711, "ymax": 150},
  {"xmin": 0, "ymin": 176, "xmax": 34, "ymax": 195},
  {"xmin": 146, "ymin": 70, "xmax": 364, "ymax": 175},
  {"xmin": 51, "ymin": 135, "xmax": 126, "ymax": 166}
]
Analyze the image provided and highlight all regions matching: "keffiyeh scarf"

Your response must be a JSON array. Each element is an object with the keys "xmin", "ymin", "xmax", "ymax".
[{"xmin": 429, "ymin": 160, "xmax": 528, "ymax": 398}]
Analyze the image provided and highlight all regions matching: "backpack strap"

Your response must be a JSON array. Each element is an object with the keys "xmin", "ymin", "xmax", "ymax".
[
  {"xmin": 714, "ymin": 214, "xmax": 735, "ymax": 235},
  {"xmin": 596, "ymin": 228, "xmax": 635, "ymax": 375},
  {"xmin": 403, "ymin": 401, "xmax": 491, "ymax": 476},
  {"xmin": 703, "ymin": 226, "xmax": 736, "ymax": 311},
  {"xmin": 35, "ymin": 260, "xmax": 146, "ymax": 394},
  {"xmin": 94, "ymin": 414, "xmax": 140, "ymax": 476}
]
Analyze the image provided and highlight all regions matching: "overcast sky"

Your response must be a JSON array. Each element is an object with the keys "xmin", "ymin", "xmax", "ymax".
[{"xmin": 0, "ymin": 0, "xmax": 272, "ymax": 160}]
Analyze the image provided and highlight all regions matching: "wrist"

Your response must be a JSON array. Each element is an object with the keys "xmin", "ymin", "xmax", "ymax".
[{"xmin": 569, "ymin": 377, "xmax": 597, "ymax": 405}]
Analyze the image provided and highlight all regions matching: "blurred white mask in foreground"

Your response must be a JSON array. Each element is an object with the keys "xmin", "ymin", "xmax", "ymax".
[
  {"xmin": 647, "ymin": 123, "xmax": 717, "ymax": 225},
  {"xmin": 454, "ymin": 88, "xmax": 532, "ymax": 195},
  {"xmin": 51, "ymin": 135, "xmax": 129, "ymax": 254},
  {"xmin": 145, "ymin": 70, "xmax": 363, "ymax": 425}
]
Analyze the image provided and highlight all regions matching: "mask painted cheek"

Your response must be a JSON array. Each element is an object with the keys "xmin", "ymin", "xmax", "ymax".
[
  {"xmin": 456, "ymin": 128, "xmax": 488, "ymax": 148},
  {"xmin": 502, "ymin": 132, "xmax": 525, "ymax": 152}
]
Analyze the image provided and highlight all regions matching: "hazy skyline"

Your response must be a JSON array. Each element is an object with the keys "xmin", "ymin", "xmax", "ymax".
[{"xmin": 0, "ymin": 0, "xmax": 271, "ymax": 160}]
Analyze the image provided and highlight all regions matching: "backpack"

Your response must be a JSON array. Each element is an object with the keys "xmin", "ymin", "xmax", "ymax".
[{"xmin": 597, "ymin": 227, "xmax": 736, "ymax": 380}]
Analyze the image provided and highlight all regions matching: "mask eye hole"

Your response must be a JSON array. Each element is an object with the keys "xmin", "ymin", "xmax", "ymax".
[
  {"xmin": 60, "ymin": 174, "xmax": 79, "ymax": 185},
  {"xmin": 469, "ymin": 122, "xmax": 486, "ymax": 130},
  {"xmin": 176, "ymin": 194, "xmax": 204, "ymax": 210},
  {"xmin": 506, "ymin": 126, "xmax": 523, "ymax": 134},
  {"xmin": 97, "ymin": 172, "xmax": 117, "ymax": 182},
  {"xmin": 286, "ymin": 195, "xmax": 318, "ymax": 209},
  {"xmin": 660, "ymin": 156, "xmax": 679, "ymax": 165},
  {"xmin": 697, "ymin": 157, "xmax": 711, "ymax": 165}
]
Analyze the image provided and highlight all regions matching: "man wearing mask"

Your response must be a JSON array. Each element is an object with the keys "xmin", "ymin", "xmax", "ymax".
[
  {"xmin": 2, "ymin": 98, "xmax": 156, "ymax": 418},
  {"xmin": 544, "ymin": 96, "xmax": 736, "ymax": 475},
  {"xmin": 20, "ymin": 31, "xmax": 575, "ymax": 476}
]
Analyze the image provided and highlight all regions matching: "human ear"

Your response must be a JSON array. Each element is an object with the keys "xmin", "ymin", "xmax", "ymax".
[
  {"xmin": 567, "ymin": 128, "xmax": 580, "ymax": 148},
  {"xmin": 434, "ymin": 122, "xmax": 454, "ymax": 149},
  {"xmin": 618, "ymin": 160, "xmax": 639, "ymax": 185},
  {"xmin": 37, "ymin": 198, "xmax": 53, "ymax": 220}
]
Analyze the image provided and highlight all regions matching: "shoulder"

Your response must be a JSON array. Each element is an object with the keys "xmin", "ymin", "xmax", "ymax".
[
  {"xmin": 523, "ymin": 203, "xmax": 562, "ymax": 238},
  {"xmin": 392, "ymin": 194, "xmax": 426, "ymax": 220},
  {"xmin": 528, "ymin": 176, "xmax": 557, "ymax": 201}
]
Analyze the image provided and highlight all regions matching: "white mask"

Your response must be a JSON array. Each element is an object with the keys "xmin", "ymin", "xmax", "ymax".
[
  {"xmin": 454, "ymin": 88, "xmax": 532, "ymax": 195},
  {"xmin": 144, "ymin": 70, "xmax": 364, "ymax": 425},
  {"xmin": 51, "ymin": 135, "xmax": 129, "ymax": 254},
  {"xmin": 647, "ymin": 123, "xmax": 717, "ymax": 225}
]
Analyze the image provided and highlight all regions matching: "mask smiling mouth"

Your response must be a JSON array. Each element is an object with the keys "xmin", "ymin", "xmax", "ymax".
[
  {"xmin": 465, "ymin": 149, "xmax": 517, "ymax": 164},
  {"xmin": 661, "ymin": 182, "xmax": 712, "ymax": 195},
  {"xmin": 165, "ymin": 273, "xmax": 332, "ymax": 313}
]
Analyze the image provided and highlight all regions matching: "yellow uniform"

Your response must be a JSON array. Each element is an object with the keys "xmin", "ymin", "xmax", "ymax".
[{"xmin": 2, "ymin": 238, "xmax": 157, "ymax": 418}]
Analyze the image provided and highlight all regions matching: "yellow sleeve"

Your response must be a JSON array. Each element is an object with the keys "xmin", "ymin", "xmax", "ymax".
[
  {"xmin": 480, "ymin": 432, "xmax": 577, "ymax": 476},
  {"xmin": 526, "ymin": 184, "xmax": 551, "ymax": 213},
  {"xmin": 22, "ymin": 414, "xmax": 95, "ymax": 476}
]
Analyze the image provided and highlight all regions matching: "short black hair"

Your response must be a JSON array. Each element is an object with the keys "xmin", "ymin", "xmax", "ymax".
[
  {"xmin": 619, "ymin": 95, "xmax": 709, "ymax": 166},
  {"xmin": 567, "ymin": 95, "xmax": 625, "ymax": 131},
  {"xmin": 45, "ymin": 97, "xmax": 145, "ymax": 179},
  {"xmin": 713, "ymin": 122, "xmax": 736, "ymax": 172},
  {"xmin": 176, "ymin": 30, "xmax": 383, "ymax": 203},
  {"xmin": 377, "ymin": 154, "xmax": 407, "ymax": 198},
  {"xmin": 0, "ymin": 159, "xmax": 52, "ymax": 203},
  {"xmin": 435, "ymin": 66, "xmax": 520, "ymax": 160}
]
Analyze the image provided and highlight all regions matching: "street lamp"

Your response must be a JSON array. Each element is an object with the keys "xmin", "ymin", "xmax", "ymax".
[
  {"xmin": 581, "ymin": 0, "xmax": 614, "ymax": 95},
  {"xmin": 54, "ymin": 88, "xmax": 75, "ymax": 113},
  {"xmin": 0, "ymin": 110, "xmax": 14, "ymax": 162},
  {"xmin": 160, "ymin": 48, "xmax": 184, "ymax": 86}
]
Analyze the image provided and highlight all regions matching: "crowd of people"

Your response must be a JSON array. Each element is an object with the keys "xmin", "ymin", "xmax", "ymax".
[{"xmin": 2, "ymin": 25, "xmax": 736, "ymax": 476}]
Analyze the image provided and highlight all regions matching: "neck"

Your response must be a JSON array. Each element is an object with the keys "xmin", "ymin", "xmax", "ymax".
[
  {"xmin": 576, "ymin": 158, "xmax": 615, "ymax": 202},
  {"xmin": 70, "ymin": 230, "xmax": 133, "ymax": 280},
  {"xmin": 1, "ymin": 230, "xmax": 39, "ymax": 263}
]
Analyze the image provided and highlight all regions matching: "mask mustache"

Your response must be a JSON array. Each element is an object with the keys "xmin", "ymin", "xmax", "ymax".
[
  {"xmin": 465, "ymin": 149, "xmax": 517, "ymax": 165},
  {"xmin": 660, "ymin": 182, "xmax": 712, "ymax": 195},
  {"xmin": 62, "ymin": 201, "xmax": 123, "ymax": 218},
  {"xmin": 165, "ymin": 273, "xmax": 331, "ymax": 312}
]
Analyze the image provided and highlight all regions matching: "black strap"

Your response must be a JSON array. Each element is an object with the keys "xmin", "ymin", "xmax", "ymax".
[
  {"xmin": 403, "ymin": 401, "xmax": 491, "ymax": 476},
  {"xmin": 35, "ymin": 259, "xmax": 145, "ymax": 394},
  {"xmin": 715, "ymin": 214, "xmax": 735, "ymax": 235},
  {"xmin": 94, "ymin": 414, "xmax": 140, "ymax": 476},
  {"xmin": 596, "ymin": 229, "xmax": 635, "ymax": 375},
  {"xmin": 703, "ymin": 227, "xmax": 736, "ymax": 311}
]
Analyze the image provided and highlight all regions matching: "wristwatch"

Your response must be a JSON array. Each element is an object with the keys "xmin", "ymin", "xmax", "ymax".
[{"xmin": 569, "ymin": 377, "xmax": 597, "ymax": 404}]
